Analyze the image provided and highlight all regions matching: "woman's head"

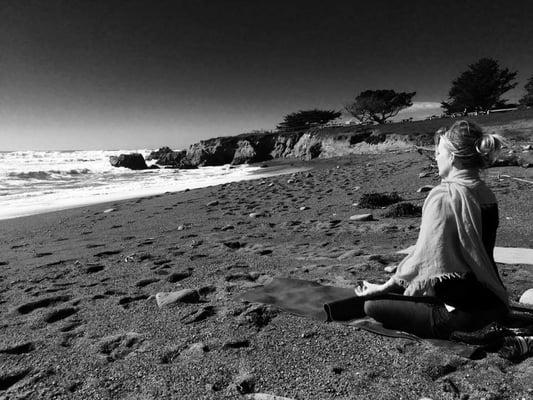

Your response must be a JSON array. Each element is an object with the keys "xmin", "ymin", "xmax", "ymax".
[{"xmin": 434, "ymin": 120, "xmax": 505, "ymax": 177}]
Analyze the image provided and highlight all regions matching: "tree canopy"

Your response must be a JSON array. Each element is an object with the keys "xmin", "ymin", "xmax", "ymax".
[
  {"xmin": 519, "ymin": 75, "xmax": 533, "ymax": 107},
  {"xmin": 442, "ymin": 58, "xmax": 518, "ymax": 114},
  {"xmin": 345, "ymin": 90, "xmax": 416, "ymax": 124},
  {"xmin": 276, "ymin": 109, "xmax": 341, "ymax": 131}
]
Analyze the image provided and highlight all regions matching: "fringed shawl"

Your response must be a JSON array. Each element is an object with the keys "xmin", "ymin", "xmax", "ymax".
[{"xmin": 393, "ymin": 169, "xmax": 509, "ymax": 307}]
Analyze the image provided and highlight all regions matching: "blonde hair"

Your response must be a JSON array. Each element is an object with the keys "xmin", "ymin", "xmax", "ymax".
[{"xmin": 435, "ymin": 120, "xmax": 506, "ymax": 169}]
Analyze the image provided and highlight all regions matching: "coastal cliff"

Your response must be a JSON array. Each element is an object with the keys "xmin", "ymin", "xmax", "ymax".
[
  {"xmin": 147, "ymin": 124, "xmax": 435, "ymax": 168},
  {"xmin": 123, "ymin": 109, "xmax": 533, "ymax": 169}
]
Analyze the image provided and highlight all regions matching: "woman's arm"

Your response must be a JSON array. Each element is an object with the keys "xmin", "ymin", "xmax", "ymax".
[{"xmin": 354, "ymin": 277, "xmax": 403, "ymax": 297}]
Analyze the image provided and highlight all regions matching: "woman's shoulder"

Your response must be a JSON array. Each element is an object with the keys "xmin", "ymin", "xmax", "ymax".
[
  {"xmin": 422, "ymin": 184, "xmax": 452, "ymax": 212},
  {"xmin": 426, "ymin": 184, "xmax": 451, "ymax": 201}
]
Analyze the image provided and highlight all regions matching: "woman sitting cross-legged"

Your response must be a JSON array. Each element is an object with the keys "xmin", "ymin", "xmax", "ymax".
[{"xmin": 354, "ymin": 120, "xmax": 509, "ymax": 339}]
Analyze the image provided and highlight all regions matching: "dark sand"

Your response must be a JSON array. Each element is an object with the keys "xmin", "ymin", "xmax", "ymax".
[{"xmin": 1, "ymin": 150, "xmax": 532, "ymax": 399}]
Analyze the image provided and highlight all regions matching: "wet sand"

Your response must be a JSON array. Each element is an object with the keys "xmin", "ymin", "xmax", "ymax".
[{"xmin": 1, "ymin": 150, "xmax": 532, "ymax": 399}]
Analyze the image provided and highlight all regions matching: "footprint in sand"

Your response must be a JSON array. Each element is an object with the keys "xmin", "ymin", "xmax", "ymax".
[
  {"xmin": 59, "ymin": 320, "xmax": 84, "ymax": 332},
  {"xmin": 166, "ymin": 269, "xmax": 192, "ymax": 283},
  {"xmin": 0, "ymin": 342, "xmax": 35, "ymax": 355},
  {"xmin": 16, "ymin": 295, "xmax": 71, "ymax": 314},
  {"xmin": 0, "ymin": 368, "xmax": 32, "ymax": 391},
  {"xmin": 181, "ymin": 306, "xmax": 216, "ymax": 324},
  {"xmin": 85, "ymin": 264, "xmax": 105, "ymax": 274},
  {"xmin": 93, "ymin": 249, "xmax": 122, "ymax": 257},
  {"xmin": 135, "ymin": 278, "xmax": 159, "ymax": 288},
  {"xmin": 118, "ymin": 294, "xmax": 150, "ymax": 308},
  {"xmin": 96, "ymin": 332, "xmax": 144, "ymax": 362},
  {"xmin": 44, "ymin": 307, "xmax": 79, "ymax": 323},
  {"xmin": 39, "ymin": 258, "xmax": 77, "ymax": 268}
]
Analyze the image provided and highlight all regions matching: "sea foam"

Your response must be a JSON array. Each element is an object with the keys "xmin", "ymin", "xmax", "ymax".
[{"xmin": 0, "ymin": 149, "xmax": 298, "ymax": 220}]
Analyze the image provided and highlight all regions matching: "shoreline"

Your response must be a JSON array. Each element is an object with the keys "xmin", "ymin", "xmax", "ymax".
[{"xmin": 0, "ymin": 163, "xmax": 311, "ymax": 222}]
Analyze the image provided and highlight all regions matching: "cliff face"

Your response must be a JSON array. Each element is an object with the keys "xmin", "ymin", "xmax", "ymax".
[
  {"xmin": 169, "ymin": 125, "xmax": 431, "ymax": 167},
  {"xmin": 145, "ymin": 111, "xmax": 533, "ymax": 169}
]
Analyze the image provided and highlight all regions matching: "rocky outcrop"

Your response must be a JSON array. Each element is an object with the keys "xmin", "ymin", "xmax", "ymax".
[
  {"xmin": 109, "ymin": 153, "xmax": 151, "ymax": 170},
  {"xmin": 146, "ymin": 146, "xmax": 174, "ymax": 161},
  {"xmin": 231, "ymin": 140, "xmax": 257, "ymax": 165}
]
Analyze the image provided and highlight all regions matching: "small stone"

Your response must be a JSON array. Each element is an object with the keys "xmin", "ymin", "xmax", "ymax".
[
  {"xmin": 299, "ymin": 206, "xmax": 309, "ymax": 211},
  {"xmin": 249, "ymin": 212, "xmax": 264, "ymax": 218},
  {"xmin": 384, "ymin": 265, "xmax": 397, "ymax": 273},
  {"xmin": 418, "ymin": 171, "xmax": 431, "ymax": 178},
  {"xmin": 103, "ymin": 208, "xmax": 115, "ymax": 213},
  {"xmin": 207, "ymin": 200, "xmax": 219, "ymax": 206},
  {"xmin": 349, "ymin": 214, "xmax": 373, "ymax": 221},
  {"xmin": 177, "ymin": 225, "xmax": 185, "ymax": 231},
  {"xmin": 417, "ymin": 185, "xmax": 434, "ymax": 193},
  {"xmin": 181, "ymin": 342, "xmax": 208, "ymax": 359},
  {"xmin": 221, "ymin": 225, "xmax": 235, "ymax": 231},
  {"xmin": 519, "ymin": 288, "xmax": 533, "ymax": 305},
  {"xmin": 287, "ymin": 179, "xmax": 295, "ymax": 184},
  {"xmin": 155, "ymin": 289, "xmax": 200, "ymax": 308}
]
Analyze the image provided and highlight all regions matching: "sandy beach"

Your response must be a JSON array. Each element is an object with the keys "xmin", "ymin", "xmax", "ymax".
[{"xmin": 1, "ymin": 150, "xmax": 532, "ymax": 400}]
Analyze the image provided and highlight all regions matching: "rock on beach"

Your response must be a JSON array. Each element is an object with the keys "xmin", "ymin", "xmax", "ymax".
[{"xmin": 155, "ymin": 289, "xmax": 200, "ymax": 308}]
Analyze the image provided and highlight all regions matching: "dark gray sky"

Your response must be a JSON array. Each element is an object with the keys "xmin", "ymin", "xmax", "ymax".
[{"xmin": 1, "ymin": 0, "xmax": 533, "ymax": 150}]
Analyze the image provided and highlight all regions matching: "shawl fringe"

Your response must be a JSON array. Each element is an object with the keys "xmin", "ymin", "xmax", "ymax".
[{"xmin": 394, "ymin": 272, "xmax": 467, "ymax": 295}]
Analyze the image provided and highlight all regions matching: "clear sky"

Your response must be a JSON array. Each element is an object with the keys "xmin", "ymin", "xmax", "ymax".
[{"xmin": 1, "ymin": 0, "xmax": 533, "ymax": 150}]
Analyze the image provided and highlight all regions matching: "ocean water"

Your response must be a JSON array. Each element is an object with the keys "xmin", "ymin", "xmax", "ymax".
[{"xmin": 0, "ymin": 149, "xmax": 295, "ymax": 220}]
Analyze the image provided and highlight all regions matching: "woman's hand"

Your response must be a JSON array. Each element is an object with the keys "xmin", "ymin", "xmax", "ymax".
[{"xmin": 354, "ymin": 280, "xmax": 387, "ymax": 297}]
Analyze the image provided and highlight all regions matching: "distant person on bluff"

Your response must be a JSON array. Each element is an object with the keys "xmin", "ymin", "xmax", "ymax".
[{"xmin": 354, "ymin": 120, "xmax": 509, "ymax": 339}]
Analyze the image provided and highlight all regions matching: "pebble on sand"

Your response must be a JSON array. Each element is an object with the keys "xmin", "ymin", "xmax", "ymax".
[
  {"xmin": 349, "ymin": 214, "xmax": 374, "ymax": 222},
  {"xmin": 519, "ymin": 288, "xmax": 533, "ymax": 305},
  {"xmin": 417, "ymin": 185, "xmax": 435, "ymax": 193},
  {"xmin": 207, "ymin": 200, "xmax": 219, "ymax": 206},
  {"xmin": 155, "ymin": 289, "xmax": 200, "ymax": 308},
  {"xmin": 384, "ymin": 265, "xmax": 398, "ymax": 273}
]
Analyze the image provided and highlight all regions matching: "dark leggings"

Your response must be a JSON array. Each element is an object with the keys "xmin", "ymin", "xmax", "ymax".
[{"xmin": 364, "ymin": 294, "xmax": 507, "ymax": 339}]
